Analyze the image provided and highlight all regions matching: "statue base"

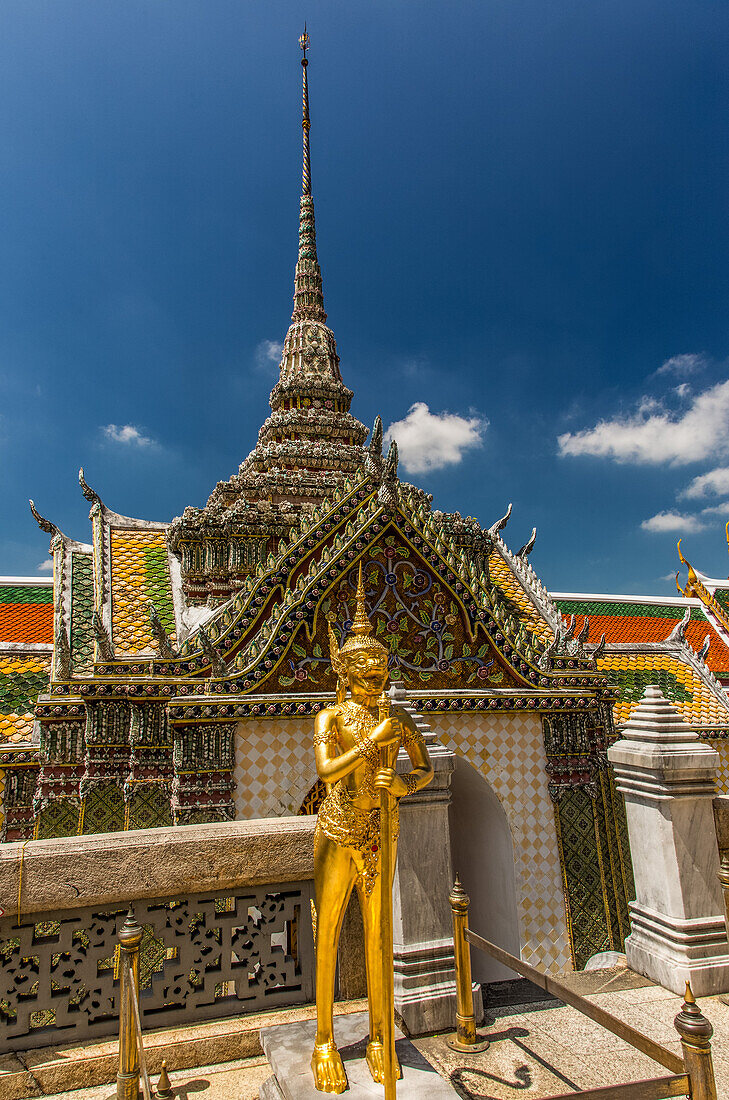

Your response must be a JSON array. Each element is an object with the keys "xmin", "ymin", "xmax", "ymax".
[{"xmin": 260, "ymin": 1011, "xmax": 460, "ymax": 1098}]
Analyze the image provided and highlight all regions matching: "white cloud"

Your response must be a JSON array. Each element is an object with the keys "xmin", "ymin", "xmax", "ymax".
[
  {"xmin": 641, "ymin": 511, "xmax": 708, "ymax": 534},
  {"xmin": 101, "ymin": 424, "xmax": 154, "ymax": 447},
  {"xmin": 254, "ymin": 339, "xmax": 283, "ymax": 374},
  {"xmin": 384, "ymin": 402, "xmax": 486, "ymax": 474},
  {"xmin": 699, "ymin": 501, "xmax": 729, "ymax": 517},
  {"xmin": 655, "ymin": 353, "xmax": 705, "ymax": 377},
  {"xmin": 681, "ymin": 467, "xmax": 729, "ymax": 500},
  {"xmin": 558, "ymin": 379, "xmax": 729, "ymax": 466},
  {"xmin": 37, "ymin": 559, "xmax": 53, "ymax": 573}
]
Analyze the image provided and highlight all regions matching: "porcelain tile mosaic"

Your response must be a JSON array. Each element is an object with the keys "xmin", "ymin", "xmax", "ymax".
[
  {"xmin": 110, "ymin": 530, "xmax": 176, "ymax": 655},
  {"xmin": 70, "ymin": 552, "xmax": 94, "ymax": 673},
  {"xmin": 488, "ymin": 551, "xmax": 552, "ymax": 642},
  {"xmin": 599, "ymin": 652, "xmax": 729, "ymax": 729},
  {"xmin": 434, "ymin": 712, "xmax": 572, "ymax": 974},
  {"xmin": 0, "ymin": 654, "xmax": 51, "ymax": 743},
  {"xmin": 707, "ymin": 737, "xmax": 729, "ymax": 795},
  {"xmin": 234, "ymin": 718, "xmax": 319, "ymax": 821},
  {"xmin": 0, "ymin": 583, "xmax": 53, "ymax": 645}
]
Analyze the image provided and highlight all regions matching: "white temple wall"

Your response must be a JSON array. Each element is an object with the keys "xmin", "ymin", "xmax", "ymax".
[
  {"xmin": 449, "ymin": 754, "xmax": 521, "ymax": 983},
  {"xmin": 233, "ymin": 718, "xmax": 318, "ymax": 820},
  {"xmin": 232, "ymin": 709, "xmax": 571, "ymax": 974},
  {"xmin": 435, "ymin": 712, "xmax": 572, "ymax": 973}
]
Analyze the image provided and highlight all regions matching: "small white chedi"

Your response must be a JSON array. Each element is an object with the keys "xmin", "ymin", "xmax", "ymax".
[{"xmin": 608, "ymin": 684, "xmax": 729, "ymax": 996}]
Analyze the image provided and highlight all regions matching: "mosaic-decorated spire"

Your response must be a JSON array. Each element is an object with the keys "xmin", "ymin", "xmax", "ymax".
[
  {"xmin": 167, "ymin": 31, "xmax": 369, "ymax": 604},
  {"xmin": 292, "ymin": 28, "xmax": 327, "ymax": 325}
]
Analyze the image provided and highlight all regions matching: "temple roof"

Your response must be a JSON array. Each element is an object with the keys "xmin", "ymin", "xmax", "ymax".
[
  {"xmin": 0, "ymin": 578, "xmax": 53, "ymax": 646},
  {"xmin": 553, "ymin": 591, "xmax": 729, "ymax": 733},
  {"xmin": 0, "ymin": 579, "xmax": 53, "ymax": 746}
]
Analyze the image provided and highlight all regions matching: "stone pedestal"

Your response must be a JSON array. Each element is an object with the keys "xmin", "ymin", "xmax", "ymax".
[
  {"xmin": 608, "ymin": 685, "xmax": 729, "ymax": 996},
  {"xmin": 392, "ymin": 725, "xmax": 482, "ymax": 1035},
  {"xmin": 259, "ymin": 1011, "xmax": 460, "ymax": 1099}
]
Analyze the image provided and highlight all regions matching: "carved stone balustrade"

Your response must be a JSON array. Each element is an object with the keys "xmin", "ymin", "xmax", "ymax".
[{"xmin": 0, "ymin": 818, "xmax": 316, "ymax": 1053}]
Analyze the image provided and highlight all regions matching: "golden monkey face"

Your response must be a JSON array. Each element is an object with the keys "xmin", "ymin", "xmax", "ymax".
[{"xmin": 344, "ymin": 651, "xmax": 389, "ymax": 696}]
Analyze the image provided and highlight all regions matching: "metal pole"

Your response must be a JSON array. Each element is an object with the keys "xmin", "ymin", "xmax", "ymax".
[
  {"xmin": 117, "ymin": 908, "xmax": 143, "ymax": 1100},
  {"xmin": 378, "ymin": 693, "xmax": 397, "ymax": 1100},
  {"xmin": 673, "ymin": 982, "xmax": 718, "ymax": 1100},
  {"xmin": 447, "ymin": 877, "xmax": 488, "ymax": 1053}
]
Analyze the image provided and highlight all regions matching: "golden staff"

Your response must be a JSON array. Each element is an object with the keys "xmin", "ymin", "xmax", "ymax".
[{"xmin": 378, "ymin": 690, "xmax": 397, "ymax": 1099}]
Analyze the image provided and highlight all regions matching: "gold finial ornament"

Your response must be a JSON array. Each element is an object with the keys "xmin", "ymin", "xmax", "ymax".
[
  {"xmin": 299, "ymin": 24, "xmax": 310, "ymax": 56},
  {"xmin": 350, "ymin": 563, "xmax": 372, "ymax": 636},
  {"xmin": 677, "ymin": 539, "xmax": 699, "ymax": 597}
]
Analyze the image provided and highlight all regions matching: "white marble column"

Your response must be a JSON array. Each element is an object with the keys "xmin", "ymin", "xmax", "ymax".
[
  {"xmin": 390, "ymin": 690, "xmax": 482, "ymax": 1035},
  {"xmin": 608, "ymin": 685, "xmax": 729, "ymax": 996}
]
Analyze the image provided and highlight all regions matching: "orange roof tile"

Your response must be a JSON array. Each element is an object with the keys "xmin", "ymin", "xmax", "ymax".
[{"xmin": 0, "ymin": 603, "xmax": 53, "ymax": 644}]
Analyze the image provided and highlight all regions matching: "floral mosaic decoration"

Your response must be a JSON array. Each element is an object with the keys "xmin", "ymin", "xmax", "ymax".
[{"xmin": 277, "ymin": 532, "xmax": 510, "ymax": 690}]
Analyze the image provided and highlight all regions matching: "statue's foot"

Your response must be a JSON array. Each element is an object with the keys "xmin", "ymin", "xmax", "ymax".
[
  {"xmin": 366, "ymin": 1040, "xmax": 402, "ymax": 1084},
  {"xmin": 311, "ymin": 1042, "xmax": 348, "ymax": 1094}
]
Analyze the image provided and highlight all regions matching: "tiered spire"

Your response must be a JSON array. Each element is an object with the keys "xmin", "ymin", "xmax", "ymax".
[
  {"xmin": 167, "ymin": 30, "xmax": 370, "ymax": 603},
  {"xmin": 292, "ymin": 27, "xmax": 327, "ymax": 324}
]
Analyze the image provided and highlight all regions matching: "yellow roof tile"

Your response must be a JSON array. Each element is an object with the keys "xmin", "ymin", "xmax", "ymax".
[
  {"xmin": 488, "ymin": 549, "xmax": 552, "ymax": 642},
  {"xmin": 600, "ymin": 651, "xmax": 729, "ymax": 729},
  {"xmin": 110, "ymin": 530, "xmax": 176, "ymax": 656}
]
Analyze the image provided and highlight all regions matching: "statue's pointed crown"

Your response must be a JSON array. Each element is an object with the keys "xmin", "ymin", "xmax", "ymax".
[{"xmin": 328, "ymin": 564, "xmax": 389, "ymax": 673}]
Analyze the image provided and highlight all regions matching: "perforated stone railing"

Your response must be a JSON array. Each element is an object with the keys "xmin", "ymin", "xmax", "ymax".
[{"xmin": 0, "ymin": 817, "xmax": 315, "ymax": 1053}]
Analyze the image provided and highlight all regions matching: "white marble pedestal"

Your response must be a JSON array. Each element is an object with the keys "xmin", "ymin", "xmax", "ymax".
[
  {"xmin": 259, "ymin": 1011, "xmax": 460, "ymax": 1099},
  {"xmin": 392, "ymin": 713, "xmax": 482, "ymax": 1035},
  {"xmin": 608, "ymin": 685, "xmax": 729, "ymax": 996}
]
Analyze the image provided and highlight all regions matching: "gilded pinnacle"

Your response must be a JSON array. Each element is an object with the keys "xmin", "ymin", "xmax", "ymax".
[
  {"xmin": 350, "ymin": 563, "xmax": 373, "ymax": 637},
  {"xmin": 292, "ymin": 29, "xmax": 326, "ymax": 322}
]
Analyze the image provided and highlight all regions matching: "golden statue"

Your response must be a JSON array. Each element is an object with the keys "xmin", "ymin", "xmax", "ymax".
[{"xmin": 311, "ymin": 565, "xmax": 434, "ymax": 1094}]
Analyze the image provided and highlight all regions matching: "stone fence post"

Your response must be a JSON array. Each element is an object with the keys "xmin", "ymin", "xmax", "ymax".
[{"xmin": 608, "ymin": 685, "xmax": 729, "ymax": 996}]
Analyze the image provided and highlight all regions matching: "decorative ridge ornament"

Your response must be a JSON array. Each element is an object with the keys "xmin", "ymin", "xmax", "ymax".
[
  {"xmin": 79, "ymin": 467, "xmax": 103, "ymax": 510},
  {"xmin": 29, "ymin": 500, "xmax": 60, "ymax": 541}
]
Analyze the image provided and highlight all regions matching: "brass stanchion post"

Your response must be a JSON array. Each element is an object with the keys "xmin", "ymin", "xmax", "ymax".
[
  {"xmin": 155, "ymin": 1060, "xmax": 173, "ymax": 1099},
  {"xmin": 117, "ymin": 908, "xmax": 143, "ymax": 1100},
  {"xmin": 447, "ymin": 876, "xmax": 488, "ymax": 1053},
  {"xmin": 674, "ymin": 982, "xmax": 718, "ymax": 1100}
]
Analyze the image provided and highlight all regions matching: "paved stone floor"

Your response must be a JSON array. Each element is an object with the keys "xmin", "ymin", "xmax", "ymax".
[{"xmin": 39, "ymin": 969, "xmax": 729, "ymax": 1099}]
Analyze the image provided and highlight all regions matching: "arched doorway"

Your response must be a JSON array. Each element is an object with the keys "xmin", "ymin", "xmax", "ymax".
[{"xmin": 449, "ymin": 755, "xmax": 520, "ymax": 983}]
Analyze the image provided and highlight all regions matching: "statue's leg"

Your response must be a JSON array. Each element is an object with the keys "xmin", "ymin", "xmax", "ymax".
[
  {"xmin": 312, "ymin": 832, "xmax": 356, "ymax": 1094},
  {"xmin": 357, "ymin": 843, "xmax": 402, "ymax": 1084}
]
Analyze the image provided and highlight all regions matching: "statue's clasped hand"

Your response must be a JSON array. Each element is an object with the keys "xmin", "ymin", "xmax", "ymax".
[
  {"xmin": 374, "ymin": 766, "xmax": 396, "ymax": 792},
  {"xmin": 371, "ymin": 718, "xmax": 402, "ymax": 746}
]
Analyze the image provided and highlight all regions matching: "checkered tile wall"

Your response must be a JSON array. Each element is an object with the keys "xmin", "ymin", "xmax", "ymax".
[
  {"xmin": 233, "ymin": 710, "xmax": 571, "ymax": 973},
  {"xmin": 234, "ymin": 718, "xmax": 319, "ymax": 820},
  {"xmin": 434, "ymin": 712, "xmax": 572, "ymax": 973}
]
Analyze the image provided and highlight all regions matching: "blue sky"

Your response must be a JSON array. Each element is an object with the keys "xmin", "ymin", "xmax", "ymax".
[{"xmin": 1, "ymin": 1, "xmax": 728, "ymax": 595}]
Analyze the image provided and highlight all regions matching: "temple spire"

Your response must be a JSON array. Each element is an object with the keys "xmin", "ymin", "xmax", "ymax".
[
  {"xmin": 300, "ymin": 25, "xmax": 311, "ymax": 196},
  {"xmin": 292, "ymin": 27, "xmax": 327, "ymax": 323}
]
